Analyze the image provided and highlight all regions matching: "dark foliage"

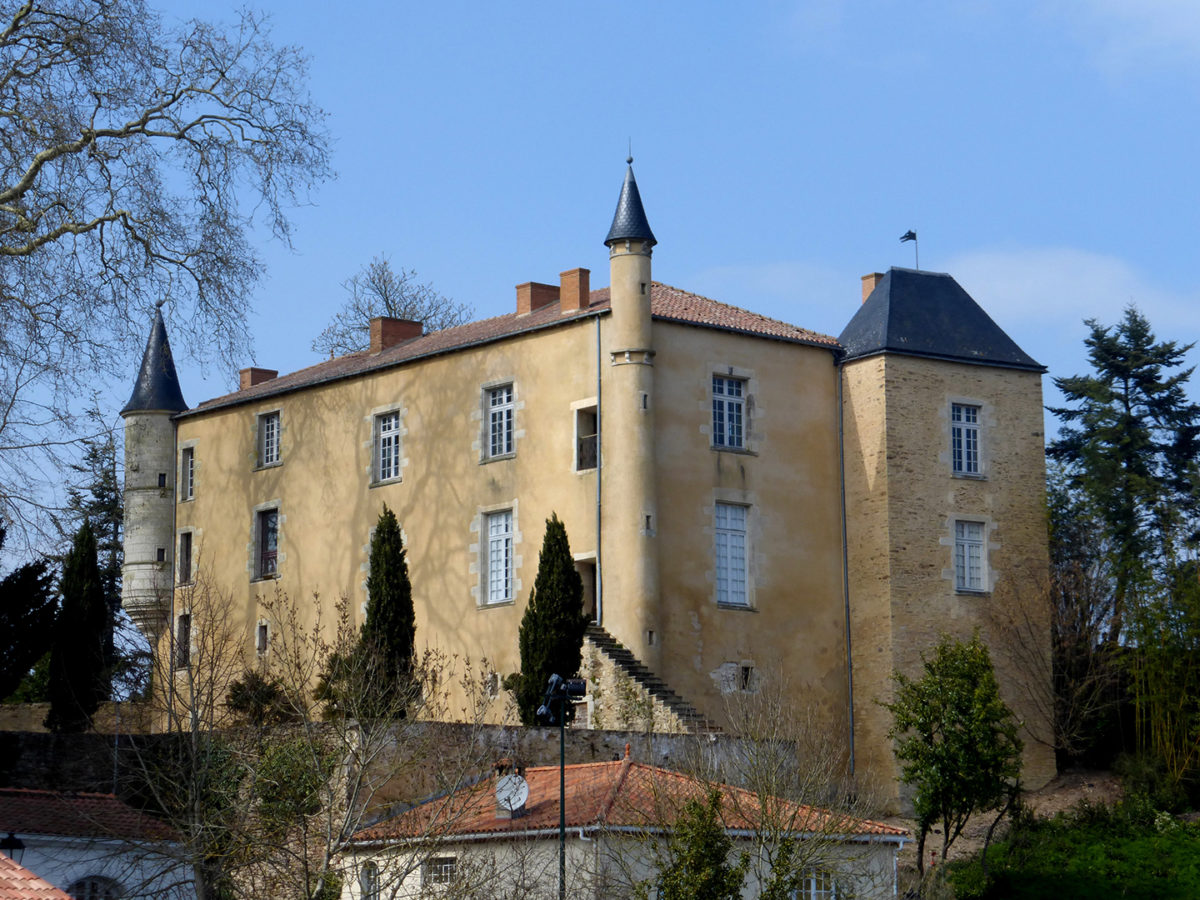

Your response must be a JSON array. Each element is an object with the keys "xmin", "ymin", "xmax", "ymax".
[
  {"xmin": 642, "ymin": 789, "xmax": 748, "ymax": 900},
  {"xmin": 0, "ymin": 528, "xmax": 56, "ymax": 700}
]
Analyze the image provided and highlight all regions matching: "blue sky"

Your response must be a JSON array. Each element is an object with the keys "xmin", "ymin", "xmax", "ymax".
[{"xmin": 147, "ymin": 0, "xmax": 1200, "ymax": 421}]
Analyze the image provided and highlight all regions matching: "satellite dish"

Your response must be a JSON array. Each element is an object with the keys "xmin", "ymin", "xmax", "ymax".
[{"xmin": 496, "ymin": 774, "xmax": 529, "ymax": 812}]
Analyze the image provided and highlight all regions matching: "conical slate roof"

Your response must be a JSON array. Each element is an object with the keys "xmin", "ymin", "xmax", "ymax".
[
  {"xmin": 121, "ymin": 307, "xmax": 188, "ymax": 415},
  {"xmin": 604, "ymin": 163, "xmax": 656, "ymax": 248},
  {"xmin": 838, "ymin": 267, "xmax": 1043, "ymax": 371}
]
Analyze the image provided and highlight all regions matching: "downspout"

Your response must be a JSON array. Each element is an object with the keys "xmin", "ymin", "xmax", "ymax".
[
  {"xmin": 167, "ymin": 416, "xmax": 179, "ymax": 732},
  {"xmin": 595, "ymin": 314, "xmax": 603, "ymax": 626},
  {"xmin": 837, "ymin": 357, "xmax": 856, "ymax": 774}
]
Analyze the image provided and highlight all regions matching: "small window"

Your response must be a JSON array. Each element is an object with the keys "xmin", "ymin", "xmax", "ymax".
[
  {"xmin": 739, "ymin": 665, "xmax": 754, "ymax": 691},
  {"xmin": 258, "ymin": 411, "xmax": 281, "ymax": 467},
  {"xmin": 715, "ymin": 503, "xmax": 748, "ymax": 606},
  {"xmin": 484, "ymin": 509, "xmax": 513, "ymax": 604},
  {"xmin": 423, "ymin": 856, "xmax": 457, "ymax": 886},
  {"xmin": 576, "ymin": 406, "xmax": 598, "ymax": 470},
  {"xmin": 68, "ymin": 876, "xmax": 122, "ymax": 900},
  {"xmin": 174, "ymin": 613, "xmax": 191, "ymax": 670},
  {"xmin": 181, "ymin": 447, "xmax": 195, "ymax": 500},
  {"xmin": 157, "ymin": 472, "xmax": 167, "ymax": 488},
  {"xmin": 156, "ymin": 547, "xmax": 165, "ymax": 562},
  {"xmin": 793, "ymin": 869, "xmax": 840, "ymax": 899},
  {"xmin": 359, "ymin": 861, "xmax": 380, "ymax": 900},
  {"xmin": 178, "ymin": 532, "xmax": 193, "ymax": 584},
  {"xmin": 374, "ymin": 411, "xmax": 402, "ymax": 482},
  {"xmin": 712, "ymin": 376, "xmax": 746, "ymax": 449},
  {"xmin": 951, "ymin": 403, "xmax": 981, "ymax": 475},
  {"xmin": 257, "ymin": 508, "xmax": 279, "ymax": 578},
  {"xmin": 486, "ymin": 385, "xmax": 515, "ymax": 458},
  {"xmin": 954, "ymin": 520, "xmax": 986, "ymax": 592},
  {"xmin": 256, "ymin": 622, "xmax": 269, "ymax": 655}
]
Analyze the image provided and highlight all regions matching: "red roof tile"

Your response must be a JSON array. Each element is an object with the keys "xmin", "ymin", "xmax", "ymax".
[
  {"xmin": 353, "ymin": 755, "xmax": 905, "ymax": 843},
  {"xmin": 186, "ymin": 283, "xmax": 838, "ymax": 416},
  {"xmin": 0, "ymin": 855, "xmax": 71, "ymax": 900},
  {"xmin": 0, "ymin": 789, "xmax": 177, "ymax": 842}
]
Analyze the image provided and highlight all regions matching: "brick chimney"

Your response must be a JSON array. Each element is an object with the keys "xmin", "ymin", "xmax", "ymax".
[
  {"xmin": 559, "ymin": 267, "xmax": 590, "ymax": 313},
  {"xmin": 370, "ymin": 317, "xmax": 423, "ymax": 354},
  {"xmin": 239, "ymin": 367, "xmax": 278, "ymax": 390},
  {"xmin": 516, "ymin": 282, "xmax": 559, "ymax": 316},
  {"xmin": 861, "ymin": 272, "xmax": 886, "ymax": 304}
]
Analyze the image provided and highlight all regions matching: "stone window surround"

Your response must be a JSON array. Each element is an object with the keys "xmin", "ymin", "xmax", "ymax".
[
  {"xmin": 469, "ymin": 499, "xmax": 522, "ymax": 608},
  {"xmin": 945, "ymin": 395, "xmax": 989, "ymax": 479},
  {"xmin": 707, "ymin": 487, "xmax": 759, "ymax": 610},
  {"xmin": 250, "ymin": 500, "xmax": 283, "ymax": 581},
  {"xmin": 479, "ymin": 379, "xmax": 520, "ymax": 462},
  {"xmin": 941, "ymin": 514, "xmax": 997, "ymax": 594},
  {"xmin": 179, "ymin": 442, "xmax": 197, "ymax": 501},
  {"xmin": 253, "ymin": 408, "xmax": 283, "ymax": 470},
  {"xmin": 701, "ymin": 362, "xmax": 760, "ymax": 455},
  {"xmin": 366, "ymin": 402, "xmax": 408, "ymax": 486}
]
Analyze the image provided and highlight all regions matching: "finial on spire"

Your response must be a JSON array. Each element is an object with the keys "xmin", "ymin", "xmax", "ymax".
[
  {"xmin": 155, "ymin": 297, "xmax": 166, "ymax": 309},
  {"xmin": 627, "ymin": 137, "xmax": 632, "ymax": 166}
]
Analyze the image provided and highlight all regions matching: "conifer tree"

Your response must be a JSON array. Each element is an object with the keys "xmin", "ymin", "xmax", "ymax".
[
  {"xmin": 0, "ymin": 528, "xmax": 56, "ymax": 701},
  {"xmin": 360, "ymin": 505, "xmax": 416, "ymax": 714},
  {"xmin": 45, "ymin": 521, "xmax": 110, "ymax": 732},
  {"xmin": 514, "ymin": 513, "xmax": 587, "ymax": 725},
  {"xmin": 643, "ymin": 790, "xmax": 748, "ymax": 900}
]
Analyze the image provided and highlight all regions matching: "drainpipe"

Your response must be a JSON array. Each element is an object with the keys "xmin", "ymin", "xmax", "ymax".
[
  {"xmin": 595, "ymin": 314, "xmax": 603, "ymax": 626},
  {"xmin": 837, "ymin": 359, "xmax": 856, "ymax": 774}
]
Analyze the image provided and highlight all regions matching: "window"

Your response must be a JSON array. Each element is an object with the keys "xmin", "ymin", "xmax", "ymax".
[
  {"xmin": 576, "ymin": 406, "xmax": 598, "ymax": 470},
  {"xmin": 374, "ymin": 411, "xmax": 402, "ymax": 482},
  {"xmin": 181, "ymin": 447, "xmax": 195, "ymax": 500},
  {"xmin": 359, "ymin": 861, "xmax": 380, "ymax": 900},
  {"xmin": 487, "ymin": 385, "xmax": 514, "ymax": 458},
  {"xmin": 156, "ymin": 547, "xmax": 165, "ymax": 562},
  {"xmin": 256, "ymin": 622, "xmax": 269, "ymax": 655},
  {"xmin": 485, "ymin": 510, "xmax": 513, "ymax": 604},
  {"xmin": 422, "ymin": 857, "xmax": 457, "ymax": 886},
  {"xmin": 951, "ymin": 403, "xmax": 981, "ymax": 475},
  {"xmin": 792, "ymin": 870, "xmax": 839, "ymax": 899},
  {"xmin": 712, "ymin": 375, "xmax": 745, "ymax": 449},
  {"xmin": 954, "ymin": 520, "xmax": 986, "ymax": 592},
  {"xmin": 258, "ymin": 411, "xmax": 280, "ymax": 467},
  {"xmin": 178, "ymin": 532, "xmax": 192, "ymax": 584},
  {"xmin": 715, "ymin": 503, "xmax": 748, "ymax": 606},
  {"xmin": 157, "ymin": 472, "xmax": 167, "ymax": 487},
  {"xmin": 257, "ymin": 508, "xmax": 279, "ymax": 578},
  {"xmin": 68, "ymin": 876, "xmax": 121, "ymax": 900},
  {"xmin": 174, "ymin": 613, "xmax": 191, "ymax": 669}
]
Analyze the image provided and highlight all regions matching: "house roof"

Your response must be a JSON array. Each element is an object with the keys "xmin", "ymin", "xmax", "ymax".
[
  {"xmin": 838, "ymin": 267, "xmax": 1044, "ymax": 371},
  {"xmin": 0, "ymin": 789, "xmax": 177, "ymax": 842},
  {"xmin": 182, "ymin": 283, "xmax": 838, "ymax": 417},
  {"xmin": 0, "ymin": 855, "xmax": 70, "ymax": 900},
  {"xmin": 352, "ymin": 751, "xmax": 906, "ymax": 844},
  {"xmin": 121, "ymin": 306, "xmax": 188, "ymax": 415}
]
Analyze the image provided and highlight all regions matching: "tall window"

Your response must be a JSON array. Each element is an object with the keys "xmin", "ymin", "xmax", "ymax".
[
  {"xmin": 257, "ymin": 508, "xmax": 279, "ymax": 578},
  {"xmin": 576, "ymin": 406, "xmax": 598, "ymax": 471},
  {"xmin": 181, "ymin": 447, "xmax": 195, "ymax": 500},
  {"xmin": 715, "ymin": 503, "xmax": 748, "ymax": 606},
  {"xmin": 256, "ymin": 622, "xmax": 269, "ymax": 656},
  {"xmin": 487, "ymin": 385, "xmax": 514, "ymax": 458},
  {"xmin": 375, "ymin": 411, "xmax": 401, "ymax": 482},
  {"xmin": 954, "ymin": 520, "xmax": 986, "ymax": 591},
  {"xmin": 178, "ymin": 532, "xmax": 192, "ymax": 584},
  {"xmin": 359, "ymin": 861, "xmax": 380, "ymax": 900},
  {"xmin": 485, "ymin": 510, "xmax": 513, "ymax": 604},
  {"xmin": 951, "ymin": 403, "xmax": 980, "ymax": 475},
  {"xmin": 712, "ymin": 376, "xmax": 745, "ymax": 449},
  {"xmin": 423, "ymin": 857, "xmax": 457, "ymax": 886},
  {"xmin": 174, "ymin": 613, "xmax": 191, "ymax": 669},
  {"xmin": 258, "ymin": 411, "xmax": 280, "ymax": 467}
]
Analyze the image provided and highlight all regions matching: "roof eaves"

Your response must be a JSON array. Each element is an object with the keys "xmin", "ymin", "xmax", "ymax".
[
  {"xmin": 839, "ymin": 346, "xmax": 1047, "ymax": 373},
  {"xmin": 651, "ymin": 313, "xmax": 841, "ymax": 352}
]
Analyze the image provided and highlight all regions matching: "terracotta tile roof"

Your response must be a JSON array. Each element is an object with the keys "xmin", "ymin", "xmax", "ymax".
[
  {"xmin": 0, "ymin": 855, "xmax": 70, "ymax": 900},
  {"xmin": 353, "ymin": 753, "xmax": 905, "ymax": 844},
  {"xmin": 0, "ymin": 789, "xmax": 177, "ymax": 842},
  {"xmin": 185, "ymin": 283, "xmax": 838, "ymax": 416}
]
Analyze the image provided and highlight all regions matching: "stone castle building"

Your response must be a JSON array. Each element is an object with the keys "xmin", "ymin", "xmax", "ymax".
[{"xmin": 120, "ymin": 164, "xmax": 1056, "ymax": 803}]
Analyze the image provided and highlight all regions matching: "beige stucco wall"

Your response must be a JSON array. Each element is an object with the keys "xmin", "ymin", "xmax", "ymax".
[{"xmin": 842, "ymin": 353, "xmax": 1055, "ymax": 806}]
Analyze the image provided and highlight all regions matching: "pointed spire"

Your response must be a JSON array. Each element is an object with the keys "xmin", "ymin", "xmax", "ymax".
[
  {"xmin": 121, "ymin": 305, "xmax": 187, "ymax": 415},
  {"xmin": 604, "ymin": 159, "xmax": 656, "ymax": 248}
]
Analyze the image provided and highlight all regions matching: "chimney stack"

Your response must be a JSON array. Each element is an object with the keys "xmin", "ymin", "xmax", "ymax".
[
  {"xmin": 239, "ymin": 367, "xmax": 278, "ymax": 390},
  {"xmin": 369, "ymin": 317, "xmax": 423, "ymax": 354},
  {"xmin": 861, "ymin": 272, "xmax": 885, "ymax": 304},
  {"xmin": 516, "ymin": 282, "xmax": 559, "ymax": 315},
  {"xmin": 559, "ymin": 268, "xmax": 590, "ymax": 313}
]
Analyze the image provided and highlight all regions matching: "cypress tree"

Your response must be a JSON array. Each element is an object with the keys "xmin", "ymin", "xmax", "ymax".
[
  {"xmin": 514, "ymin": 513, "xmax": 588, "ymax": 725},
  {"xmin": 361, "ymin": 505, "xmax": 415, "ymax": 714},
  {"xmin": 0, "ymin": 527, "xmax": 56, "ymax": 701},
  {"xmin": 45, "ymin": 521, "xmax": 109, "ymax": 732}
]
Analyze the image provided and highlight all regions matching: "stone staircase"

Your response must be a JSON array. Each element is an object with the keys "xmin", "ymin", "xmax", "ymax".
[{"xmin": 584, "ymin": 625, "xmax": 720, "ymax": 733}]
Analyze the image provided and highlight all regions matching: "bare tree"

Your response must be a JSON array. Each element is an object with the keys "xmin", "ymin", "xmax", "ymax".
[
  {"xmin": 0, "ymin": 0, "xmax": 331, "ymax": 545},
  {"xmin": 311, "ymin": 256, "xmax": 472, "ymax": 358}
]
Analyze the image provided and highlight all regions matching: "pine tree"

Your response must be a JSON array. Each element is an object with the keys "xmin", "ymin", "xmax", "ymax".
[
  {"xmin": 514, "ymin": 513, "xmax": 587, "ymax": 725},
  {"xmin": 361, "ymin": 505, "xmax": 416, "ymax": 714},
  {"xmin": 0, "ymin": 528, "xmax": 56, "ymax": 701},
  {"xmin": 45, "ymin": 522, "xmax": 110, "ymax": 732}
]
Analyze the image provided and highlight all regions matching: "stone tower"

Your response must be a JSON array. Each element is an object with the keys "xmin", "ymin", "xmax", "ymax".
[
  {"xmin": 601, "ymin": 161, "xmax": 661, "ymax": 671},
  {"xmin": 120, "ymin": 305, "xmax": 187, "ymax": 641},
  {"xmin": 839, "ymin": 268, "xmax": 1056, "ymax": 806}
]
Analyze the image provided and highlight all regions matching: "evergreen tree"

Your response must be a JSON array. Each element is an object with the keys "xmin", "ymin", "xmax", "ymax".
[
  {"xmin": 642, "ymin": 789, "xmax": 748, "ymax": 900},
  {"xmin": 0, "ymin": 528, "xmax": 56, "ymax": 701},
  {"xmin": 361, "ymin": 505, "xmax": 416, "ymax": 713},
  {"xmin": 45, "ymin": 522, "xmax": 110, "ymax": 732},
  {"xmin": 514, "ymin": 513, "xmax": 588, "ymax": 725}
]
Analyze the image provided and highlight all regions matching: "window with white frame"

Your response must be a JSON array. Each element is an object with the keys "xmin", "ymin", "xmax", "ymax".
[
  {"xmin": 791, "ymin": 869, "xmax": 839, "ymax": 899},
  {"xmin": 181, "ymin": 447, "xmax": 195, "ymax": 500},
  {"xmin": 258, "ymin": 411, "xmax": 281, "ymax": 467},
  {"xmin": 715, "ymin": 502, "xmax": 748, "ymax": 606},
  {"xmin": 177, "ymin": 531, "xmax": 193, "ymax": 585},
  {"xmin": 484, "ymin": 509, "xmax": 514, "ymax": 604},
  {"xmin": 68, "ymin": 876, "xmax": 122, "ymax": 900},
  {"xmin": 374, "ymin": 410, "xmax": 401, "ymax": 482},
  {"xmin": 173, "ymin": 613, "xmax": 191, "ymax": 670},
  {"xmin": 712, "ymin": 375, "xmax": 746, "ymax": 449},
  {"xmin": 954, "ymin": 520, "xmax": 986, "ymax": 592},
  {"xmin": 257, "ymin": 508, "xmax": 279, "ymax": 578},
  {"xmin": 359, "ymin": 861, "xmax": 380, "ymax": 900},
  {"xmin": 487, "ymin": 385, "xmax": 514, "ymax": 458},
  {"xmin": 422, "ymin": 857, "xmax": 457, "ymax": 886},
  {"xmin": 951, "ymin": 403, "xmax": 981, "ymax": 475}
]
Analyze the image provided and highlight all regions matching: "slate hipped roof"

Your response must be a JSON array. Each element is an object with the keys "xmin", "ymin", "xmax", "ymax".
[
  {"xmin": 353, "ymin": 751, "xmax": 906, "ymax": 843},
  {"xmin": 121, "ymin": 307, "xmax": 188, "ymax": 414},
  {"xmin": 838, "ymin": 267, "xmax": 1044, "ymax": 372},
  {"xmin": 604, "ymin": 163, "xmax": 657, "ymax": 248}
]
